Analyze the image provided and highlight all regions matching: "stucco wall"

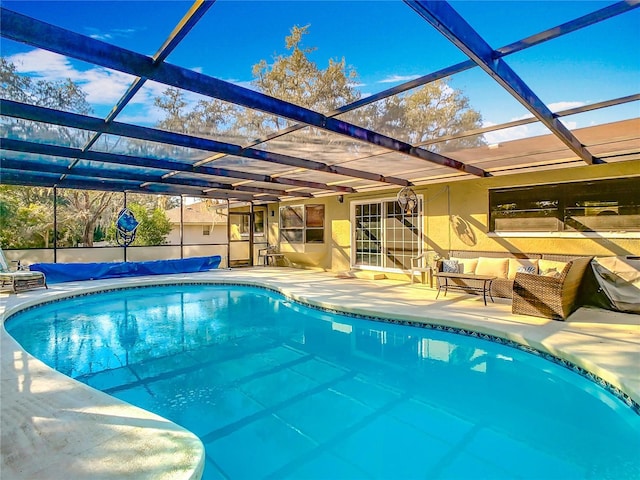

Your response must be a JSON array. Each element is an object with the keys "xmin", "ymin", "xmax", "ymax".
[
  {"xmin": 166, "ymin": 224, "xmax": 227, "ymax": 245},
  {"xmin": 419, "ymin": 161, "xmax": 640, "ymax": 259},
  {"xmin": 274, "ymin": 160, "xmax": 640, "ymax": 273}
]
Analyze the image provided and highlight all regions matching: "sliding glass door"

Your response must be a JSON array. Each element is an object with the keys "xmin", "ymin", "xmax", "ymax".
[{"xmin": 352, "ymin": 197, "xmax": 422, "ymax": 271}]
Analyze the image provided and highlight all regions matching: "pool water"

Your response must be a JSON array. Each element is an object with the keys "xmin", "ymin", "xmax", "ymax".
[{"xmin": 6, "ymin": 285, "xmax": 640, "ymax": 479}]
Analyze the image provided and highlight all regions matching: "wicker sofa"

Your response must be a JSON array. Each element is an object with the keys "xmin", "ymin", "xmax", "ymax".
[
  {"xmin": 435, "ymin": 251, "xmax": 593, "ymax": 320},
  {"xmin": 436, "ymin": 251, "xmax": 543, "ymax": 299}
]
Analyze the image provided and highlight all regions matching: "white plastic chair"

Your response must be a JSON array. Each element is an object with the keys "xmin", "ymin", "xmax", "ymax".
[{"xmin": 410, "ymin": 252, "xmax": 434, "ymax": 287}]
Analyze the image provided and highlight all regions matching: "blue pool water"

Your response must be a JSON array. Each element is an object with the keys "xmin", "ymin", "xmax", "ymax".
[{"xmin": 6, "ymin": 285, "xmax": 640, "ymax": 480}]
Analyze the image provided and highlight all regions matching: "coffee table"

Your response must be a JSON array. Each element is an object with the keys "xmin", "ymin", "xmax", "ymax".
[{"xmin": 435, "ymin": 272, "xmax": 496, "ymax": 306}]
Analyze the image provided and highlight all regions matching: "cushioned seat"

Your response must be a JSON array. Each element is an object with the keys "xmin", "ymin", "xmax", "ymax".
[
  {"xmin": 0, "ymin": 248, "xmax": 47, "ymax": 293},
  {"xmin": 512, "ymin": 257, "xmax": 592, "ymax": 320}
]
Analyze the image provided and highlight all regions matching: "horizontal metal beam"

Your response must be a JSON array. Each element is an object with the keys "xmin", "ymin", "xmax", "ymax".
[
  {"xmin": 417, "ymin": 94, "xmax": 640, "ymax": 147},
  {"xmin": 0, "ymin": 157, "xmax": 277, "ymax": 201},
  {"xmin": 0, "ymin": 138, "xmax": 313, "ymax": 198},
  {"xmin": 405, "ymin": 0, "xmax": 599, "ymax": 165},
  {"xmin": 0, "ymin": 137, "xmax": 349, "ymax": 195},
  {"xmin": 0, "ymin": 99, "xmax": 379, "ymax": 189},
  {"xmin": 0, "ymin": 166, "xmax": 271, "ymax": 200},
  {"xmin": 1, "ymin": 168, "xmax": 153, "ymax": 192},
  {"xmin": 0, "ymin": 7, "xmax": 484, "ymax": 177}
]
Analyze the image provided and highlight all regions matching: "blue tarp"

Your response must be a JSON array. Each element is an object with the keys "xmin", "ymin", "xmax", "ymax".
[{"xmin": 30, "ymin": 255, "xmax": 222, "ymax": 284}]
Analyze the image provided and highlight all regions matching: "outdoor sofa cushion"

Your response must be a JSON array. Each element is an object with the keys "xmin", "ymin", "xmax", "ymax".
[{"xmin": 475, "ymin": 257, "xmax": 509, "ymax": 278}]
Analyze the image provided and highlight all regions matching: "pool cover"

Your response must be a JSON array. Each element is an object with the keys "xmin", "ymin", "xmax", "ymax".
[{"xmin": 30, "ymin": 255, "xmax": 222, "ymax": 284}]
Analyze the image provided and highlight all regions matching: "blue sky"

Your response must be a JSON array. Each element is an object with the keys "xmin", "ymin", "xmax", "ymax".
[{"xmin": 2, "ymin": 1, "xmax": 639, "ymax": 144}]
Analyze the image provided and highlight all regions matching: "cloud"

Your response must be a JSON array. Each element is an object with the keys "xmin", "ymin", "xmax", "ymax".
[
  {"xmin": 483, "ymin": 125, "xmax": 531, "ymax": 144},
  {"xmin": 7, "ymin": 49, "xmax": 135, "ymax": 105},
  {"xmin": 481, "ymin": 101, "xmax": 584, "ymax": 144},
  {"xmin": 118, "ymin": 106, "xmax": 165, "ymax": 126},
  {"xmin": 85, "ymin": 27, "xmax": 137, "ymax": 42},
  {"xmin": 378, "ymin": 74, "xmax": 421, "ymax": 84},
  {"xmin": 5, "ymin": 48, "xmax": 236, "ymax": 127},
  {"xmin": 482, "ymin": 119, "xmax": 547, "ymax": 144},
  {"xmin": 223, "ymin": 79, "xmax": 256, "ymax": 91},
  {"xmin": 548, "ymin": 101, "xmax": 585, "ymax": 112},
  {"xmin": 131, "ymin": 80, "xmax": 169, "ymax": 104},
  {"xmin": 77, "ymin": 68, "xmax": 136, "ymax": 105},
  {"xmin": 8, "ymin": 49, "xmax": 81, "ymax": 81}
]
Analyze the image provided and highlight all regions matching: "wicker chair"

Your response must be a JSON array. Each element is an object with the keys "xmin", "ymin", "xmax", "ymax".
[{"xmin": 512, "ymin": 257, "xmax": 592, "ymax": 320}]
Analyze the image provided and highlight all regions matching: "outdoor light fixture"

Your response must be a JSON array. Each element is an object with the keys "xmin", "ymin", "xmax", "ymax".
[{"xmin": 337, "ymin": 195, "xmax": 344, "ymax": 203}]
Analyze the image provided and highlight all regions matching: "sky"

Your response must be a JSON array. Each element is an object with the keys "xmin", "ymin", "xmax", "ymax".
[{"xmin": 2, "ymin": 0, "xmax": 639, "ymax": 145}]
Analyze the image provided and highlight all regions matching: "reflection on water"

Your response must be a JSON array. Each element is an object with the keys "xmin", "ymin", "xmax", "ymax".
[{"xmin": 7, "ymin": 285, "xmax": 640, "ymax": 480}]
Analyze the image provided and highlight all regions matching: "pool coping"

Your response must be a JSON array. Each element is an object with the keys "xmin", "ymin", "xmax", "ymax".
[{"xmin": 2, "ymin": 268, "xmax": 640, "ymax": 479}]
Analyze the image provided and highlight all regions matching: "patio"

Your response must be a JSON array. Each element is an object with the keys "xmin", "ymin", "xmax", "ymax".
[
  {"xmin": 1, "ymin": 0, "xmax": 639, "ymax": 477},
  {"xmin": 2, "ymin": 268, "xmax": 639, "ymax": 479}
]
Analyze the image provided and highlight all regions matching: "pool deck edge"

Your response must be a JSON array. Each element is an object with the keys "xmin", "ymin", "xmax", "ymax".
[{"xmin": 2, "ymin": 268, "xmax": 639, "ymax": 479}]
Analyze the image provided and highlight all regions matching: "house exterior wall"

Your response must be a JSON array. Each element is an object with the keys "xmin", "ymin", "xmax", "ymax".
[
  {"xmin": 166, "ymin": 224, "xmax": 227, "ymax": 245},
  {"xmin": 272, "ymin": 160, "xmax": 640, "ymax": 274}
]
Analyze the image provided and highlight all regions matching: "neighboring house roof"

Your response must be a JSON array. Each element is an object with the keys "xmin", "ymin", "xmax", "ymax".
[{"xmin": 165, "ymin": 201, "xmax": 227, "ymax": 225}]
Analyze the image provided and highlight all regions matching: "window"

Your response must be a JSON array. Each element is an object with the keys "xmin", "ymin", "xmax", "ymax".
[
  {"xmin": 254, "ymin": 210, "xmax": 265, "ymax": 235},
  {"xmin": 240, "ymin": 216, "xmax": 250, "ymax": 236},
  {"xmin": 353, "ymin": 198, "xmax": 422, "ymax": 270},
  {"xmin": 280, "ymin": 205, "xmax": 324, "ymax": 243},
  {"xmin": 304, "ymin": 205, "xmax": 324, "ymax": 243},
  {"xmin": 239, "ymin": 211, "xmax": 265, "ymax": 236},
  {"xmin": 490, "ymin": 178, "xmax": 640, "ymax": 232},
  {"xmin": 202, "ymin": 225, "xmax": 210, "ymax": 236}
]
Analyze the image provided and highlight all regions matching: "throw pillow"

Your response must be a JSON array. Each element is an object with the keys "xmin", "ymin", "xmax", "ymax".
[
  {"xmin": 540, "ymin": 268, "xmax": 562, "ymax": 278},
  {"xmin": 442, "ymin": 259, "xmax": 460, "ymax": 273},
  {"xmin": 538, "ymin": 259, "xmax": 568, "ymax": 276},
  {"xmin": 508, "ymin": 258, "xmax": 539, "ymax": 279},
  {"xmin": 517, "ymin": 265, "xmax": 537, "ymax": 274},
  {"xmin": 450, "ymin": 257, "xmax": 478, "ymax": 274}
]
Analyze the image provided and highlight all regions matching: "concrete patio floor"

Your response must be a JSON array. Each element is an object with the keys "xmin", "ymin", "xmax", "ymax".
[{"xmin": 2, "ymin": 267, "xmax": 639, "ymax": 479}]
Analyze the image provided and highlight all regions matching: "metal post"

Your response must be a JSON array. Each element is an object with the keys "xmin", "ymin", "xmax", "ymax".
[
  {"xmin": 249, "ymin": 201, "xmax": 254, "ymax": 266},
  {"xmin": 226, "ymin": 199, "xmax": 230, "ymax": 269},
  {"xmin": 180, "ymin": 195, "xmax": 184, "ymax": 259},
  {"xmin": 53, "ymin": 187, "xmax": 57, "ymax": 263},
  {"xmin": 123, "ymin": 192, "xmax": 127, "ymax": 262}
]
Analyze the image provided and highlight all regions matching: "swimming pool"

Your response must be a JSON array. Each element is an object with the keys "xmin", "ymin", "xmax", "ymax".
[{"xmin": 6, "ymin": 284, "xmax": 640, "ymax": 479}]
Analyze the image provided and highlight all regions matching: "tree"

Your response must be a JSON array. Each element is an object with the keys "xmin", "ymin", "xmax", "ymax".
[
  {"xmin": 1, "ymin": 58, "xmax": 125, "ymax": 248},
  {"xmin": 352, "ymin": 79, "xmax": 485, "ymax": 152},
  {"xmin": 154, "ymin": 86, "xmax": 189, "ymax": 133},
  {"xmin": 16, "ymin": 202, "xmax": 55, "ymax": 248},
  {"xmin": 153, "ymin": 25, "xmax": 361, "ymax": 139},
  {"xmin": 129, "ymin": 203, "xmax": 172, "ymax": 246},
  {"xmin": 59, "ymin": 190, "xmax": 118, "ymax": 247},
  {"xmin": 0, "ymin": 186, "xmax": 22, "ymax": 248},
  {"xmin": 250, "ymin": 25, "xmax": 360, "ymax": 132},
  {"xmin": 152, "ymin": 25, "xmax": 484, "ymax": 151},
  {"xmin": 0, "ymin": 185, "xmax": 55, "ymax": 249},
  {"xmin": 1, "ymin": 57, "xmax": 93, "ymax": 148},
  {"xmin": 106, "ymin": 202, "xmax": 172, "ymax": 246}
]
